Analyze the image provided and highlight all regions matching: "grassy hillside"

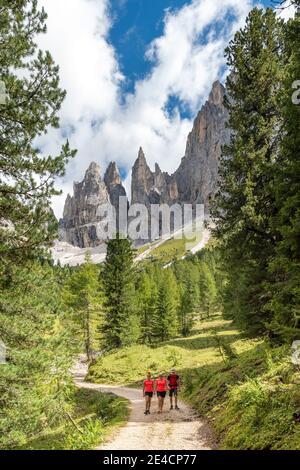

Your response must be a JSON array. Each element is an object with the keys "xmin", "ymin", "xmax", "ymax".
[
  {"xmin": 182, "ymin": 341, "xmax": 300, "ymax": 449},
  {"xmin": 147, "ymin": 237, "xmax": 190, "ymax": 264},
  {"xmin": 88, "ymin": 315, "xmax": 300, "ymax": 450},
  {"xmin": 136, "ymin": 233, "xmax": 202, "ymax": 265},
  {"xmin": 87, "ymin": 316, "xmax": 258, "ymax": 386},
  {"xmin": 16, "ymin": 388, "xmax": 129, "ymax": 450}
]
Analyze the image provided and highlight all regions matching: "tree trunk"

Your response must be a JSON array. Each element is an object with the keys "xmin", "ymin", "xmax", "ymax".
[{"xmin": 85, "ymin": 306, "xmax": 91, "ymax": 364}]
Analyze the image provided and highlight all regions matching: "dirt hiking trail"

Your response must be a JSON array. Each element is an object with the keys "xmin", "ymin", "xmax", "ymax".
[{"xmin": 73, "ymin": 360, "xmax": 216, "ymax": 451}]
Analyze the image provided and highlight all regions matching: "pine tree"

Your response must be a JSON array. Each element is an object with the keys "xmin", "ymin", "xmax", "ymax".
[
  {"xmin": 266, "ymin": 9, "xmax": 300, "ymax": 339},
  {"xmin": 0, "ymin": 0, "xmax": 76, "ymax": 265},
  {"xmin": 180, "ymin": 264, "xmax": 199, "ymax": 335},
  {"xmin": 199, "ymin": 261, "xmax": 218, "ymax": 317},
  {"xmin": 212, "ymin": 8, "xmax": 284, "ymax": 334},
  {"xmin": 0, "ymin": 1, "xmax": 77, "ymax": 448},
  {"xmin": 154, "ymin": 270, "xmax": 179, "ymax": 341},
  {"xmin": 63, "ymin": 253, "xmax": 102, "ymax": 363},
  {"xmin": 0, "ymin": 262, "xmax": 77, "ymax": 449},
  {"xmin": 138, "ymin": 271, "xmax": 158, "ymax": 344},
  {"xmin": 101, "ymin": 235, "xmax": 137, "ymax": 350}
]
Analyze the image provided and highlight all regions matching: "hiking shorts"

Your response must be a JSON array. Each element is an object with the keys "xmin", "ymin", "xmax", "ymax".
[
  {"xmin": 169, "ymin": 388, "xmax": 178, "ymax": 397},
  {"xmin": 145, "ymin": 392, "xmax": 153, "ymax": 397},
  {"xmin": 157, "ymin": 391, "xmax": 166, "ymax": 398}
]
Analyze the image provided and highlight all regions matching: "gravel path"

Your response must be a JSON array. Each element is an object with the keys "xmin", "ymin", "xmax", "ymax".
[{"xmin": 73, "ymin": 361, "xmax": 216, "ymax": 451}]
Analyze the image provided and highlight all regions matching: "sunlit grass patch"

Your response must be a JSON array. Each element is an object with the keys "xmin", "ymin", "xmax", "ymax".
[{"xmin": 16, "ymin": 388, "xmax": 129, "ymax": 450}]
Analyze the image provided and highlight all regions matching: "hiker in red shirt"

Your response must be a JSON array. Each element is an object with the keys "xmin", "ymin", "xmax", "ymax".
[
  {"xmin": 167, "ymin": 369, "xmax": 180, "ymax": 410},
  {"xmin": 143, "ymin": 372, "xmax": 155, "ymax": 415},
  {"xmin": 155, "ymin": 373, "xmax": 168, "ymax": 413}
]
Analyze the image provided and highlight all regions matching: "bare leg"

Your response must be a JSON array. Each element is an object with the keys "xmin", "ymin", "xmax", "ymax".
[
  {"xmin": 175, "ymin": 390, "xmax": 179, "ymax": 409},
  {"xmin": 157, "ymin": 396, "xmax": 162, "ymax": 412},
  {"xmin": 145, "ymin": 396, "xmax": 152, "ymax": 413}
]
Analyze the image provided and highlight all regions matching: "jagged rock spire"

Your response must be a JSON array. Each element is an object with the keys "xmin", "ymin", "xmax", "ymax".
[
  {"xmin": 60, "ymin": 161, "xmax": 124, "ymax": 248},
  {"xmin": 85, "ymin": 161, "xmax": 101, "ymax": 178},
  {"xmin": 104, "ymin": 161, "xmax": 127, "ymax": 215},
  {"xmin": 104, "ymin": 161, "xmax": 121, "ymax": 187},
  {"xmin": 175, "ymin": 79, "xmax": 230, "ymax": 205},
  {"xmin": 133, "ymin": 146, "xmax": 148, "ymax": 169},
  {"xmin": 59, "ymin": 79, "xmax": 230, "ymax": 249},
  {"xmin": 138, "ymin": 146, "xmax": 145, "ymax": 160},
  {"xmin": 131, "ymin": 147, "xmax": 179, "ymax": 206},
  {"xmin": 131, "ymin": 147, "xmax": 154, "ymax": 205},
  {"xmin": 208, "ymin": 80, "xmax": 225, "ymax": 107}
]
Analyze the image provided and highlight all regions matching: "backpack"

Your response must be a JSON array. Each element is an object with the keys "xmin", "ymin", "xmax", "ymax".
[{"xmin": 168, "ymin": 374, "xmax": 178, "ymax": 387}]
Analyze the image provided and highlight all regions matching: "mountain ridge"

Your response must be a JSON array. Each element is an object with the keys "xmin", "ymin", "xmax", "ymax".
[{"xmin": 59, "ymin": 80, "xmax": 229, "ymax": 249}]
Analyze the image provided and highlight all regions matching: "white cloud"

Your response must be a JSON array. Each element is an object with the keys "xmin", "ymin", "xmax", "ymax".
[
  {"xmin": 278, "ymin": 2, "xmax": 296, "ymax": 21},
  {"xmin": 39, "ymin": 0, "xmax": 121, "ymax": 121},
  {"xmin": 37, "ymin": 0, "xmax": 253, "ymax": 218}
]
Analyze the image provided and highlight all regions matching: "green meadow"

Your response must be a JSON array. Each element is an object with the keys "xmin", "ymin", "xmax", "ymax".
[{"xmin": 88, "ymin": 314, "xmax": 300, "ymax": 450}]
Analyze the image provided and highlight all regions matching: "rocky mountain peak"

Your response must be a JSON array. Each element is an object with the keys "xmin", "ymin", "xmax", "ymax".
[
  {"xmin": 104, "ymin": 161, "xmax": 121, "ymax": 187},
  {"xmin": 131, "ymin": 147, "xmax": 179, "ymax": 207},
  {"xmin": 174, "ymin": 80, "xmax": 230, "ymax": 206},
  {"xmin": 208, "ymin": 80, "xmax": 225, "ymax": 107},
  {"xmin": 84, "ymin": 161, "xmax": 101, "ymax": 179},
  {"xmin": 131, "ymin": 148, "xmax": 154, "ymax": 205},
  {"xmin": 135, "ymin": 147, "xmax": 148, "ymax": 166},
  {"xmin": 104, "ymin": 161, "xmax": 127, "ymax": 216},
  {"xmin": 59, "ymin": 80, "xmax": 230, "ymax": 250},
  {"xmin": 155, "ymin": 163, "xmax": 162, "ymax": 175},
  {"xmin": 59, "ymin": 160, "xmax": 127, "ymax": 248}
]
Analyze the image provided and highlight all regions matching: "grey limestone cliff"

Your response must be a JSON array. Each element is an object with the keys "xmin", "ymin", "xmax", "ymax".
[
  {"xmin": 59, "ymin": 162, "xmax": 127, "ymax": 247},
  {"xmin": 131, "ymin": 80, "xmax": 229, "ymax": 211},
  {"xmin": 59, "ymin": 80, "xmax": 230, "ymax": 248}
]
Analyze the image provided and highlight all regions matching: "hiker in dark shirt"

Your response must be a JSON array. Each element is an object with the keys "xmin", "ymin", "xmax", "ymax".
[{"xmin": 167, "ymin": 369, "xmax": 180, "ymax": 410}]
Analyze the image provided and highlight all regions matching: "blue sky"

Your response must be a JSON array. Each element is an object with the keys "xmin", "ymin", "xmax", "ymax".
[
  {"xmin": 36, "ymin": 0, "xmax": 292, "ymax": 217},
  {"xmin": 109, "ymin": 1, "xmax": 190, "ymax": 93},
  {"xmin": 109, "ymin": 0, "xmax": 271, "ymax": 105},
  {"xmin": 109, "ymin": 0, "xmax": 231, "ymax": 119}
]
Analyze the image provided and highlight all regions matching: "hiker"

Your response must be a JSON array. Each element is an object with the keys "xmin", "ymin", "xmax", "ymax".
[
  {"xmin": 155, "ymin": 373, "xmax": 168, "ymax": 413},
  {"xmin": 143, "ymin": 372, "xmax": 155, "ymax": 415},
  {"xmin": 167, "ymin": 369, "xmax": 180, "ymax": 410}
]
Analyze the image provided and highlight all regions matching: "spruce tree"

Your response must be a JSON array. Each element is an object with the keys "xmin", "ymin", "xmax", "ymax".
[
  {"xmin": 212, "ymin": 8, "xmax": 284, "ymax": 334},
  {"xmin": 266, "ymin": 9, "xmax": 300, "ymax": 339},
  {"xmin": 199, "ymin": 261, "xmax": 218, "ymax": 317},
  {"xmin": 180, "ymin": 264, "xmax": 199, "ymax": 335},
  {"xmin": 101, "ymin": 235, "xmax": 137, "ymax": 350},
  {"xmin": 138, "ymin": 271, "xmax": 158, "ymax": 344},
  {"xmin": 154, "ymin": 270, "xmax": 179, "ymax": 341}
]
